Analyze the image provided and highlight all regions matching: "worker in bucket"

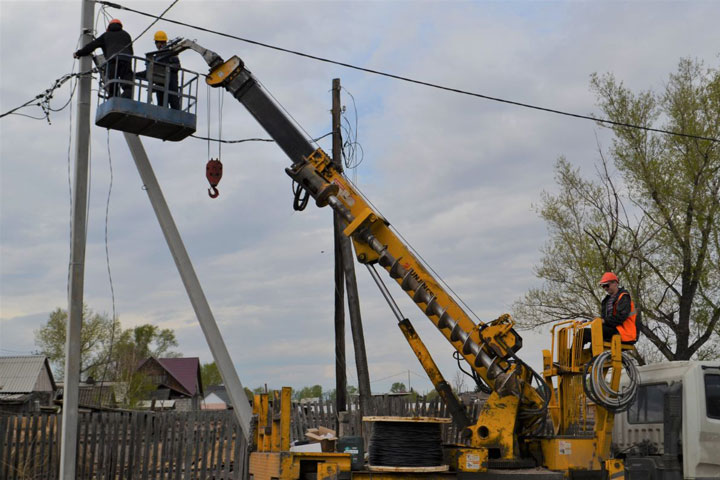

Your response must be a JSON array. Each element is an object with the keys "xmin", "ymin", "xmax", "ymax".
[
  {"xmin": 137, "ymin": 31, "xmax": 181, "ymax": 110},
  {"xmin": 584, "ymin": 272, "xmax": 637, "ymax": 344},
  {"xmin": 74, "ymin": 19, "xmax": 134, "ymax": 99}
]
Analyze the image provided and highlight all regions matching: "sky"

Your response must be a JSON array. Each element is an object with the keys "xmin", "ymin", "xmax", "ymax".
[{"xmin": 1, "ymin": 0, "xmax": 719, "ymax": 396}]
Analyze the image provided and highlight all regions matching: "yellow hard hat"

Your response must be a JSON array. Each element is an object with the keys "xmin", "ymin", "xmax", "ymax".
[{"xmin": 154, "ymin": 31, "xmax": 168, "ymax": 42}]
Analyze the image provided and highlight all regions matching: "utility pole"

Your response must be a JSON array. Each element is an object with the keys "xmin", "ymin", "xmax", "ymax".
[
  {"xmin": 328, "ymin": 79, "xmax": 372, "ymax": 422},
  {"xmin": 124, "ymin": 133, "xmax": 253, "ymax": 441},
  {"xmin": 331, "ymin": 78, "xmax": 348, "ymax": 423},
  {"xmin": 60, "ymin": 1, "xmax": 94, "ymax": 478}
]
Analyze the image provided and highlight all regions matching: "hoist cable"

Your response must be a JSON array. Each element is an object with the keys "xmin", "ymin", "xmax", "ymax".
[{"xmin": 206, "ymin": 83, "xmax": 211, "ymax": 159}]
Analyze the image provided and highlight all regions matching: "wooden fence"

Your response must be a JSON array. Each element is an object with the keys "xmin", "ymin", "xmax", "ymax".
[
  {"xmin": 1, "ymin": 396, "xmax": 481, "ymax": 479},
  {"xmin": 291, "ymin": 395, "xmax": 484, "ymax": 444},
  {"xmin": 0, "ymin": 411, "xmax": 246, "ymax": 480}
]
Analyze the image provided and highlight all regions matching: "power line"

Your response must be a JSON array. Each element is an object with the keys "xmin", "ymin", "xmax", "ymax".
[
  {"xmin": 0, "ymin": 0, "xmax": 180, "ymax": 122},
  {"xmin": 94, "ymin": 0, "xmax": 719, "ymax": 143},
  {"xmin": 190, "ymin": 131, "xmax": 332, "ymax": 144}
]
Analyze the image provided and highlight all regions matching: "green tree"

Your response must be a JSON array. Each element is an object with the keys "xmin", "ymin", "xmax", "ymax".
[
  {"xmin": 425, "ymin": 389, "xmax": 440, "ymax": 402},
  {"xmin": 201, "ymin": 361, "xmax": 223, "ymax": 388},
  {"xmin": 390, "ymin": 382, "xmax": 407, "ymax": 393},
  {"xmin": 112, "ymin": 324, "xmax": 180, "ymax": 381},
  {"xmin": 326, "ymin": 385, "xmax": 358, "ymax": 403},
  {"xmin": 34, "ymin": 306, "xmax": 120, "ymax": 379},
  {"xmin": 293, "ymin": 385, "xmax": 322, "ymax": 400},
  {"xmin": 244, "ymin": 387, "xmax": 254, "ymax": 402},
  {"xmin": 514, "ymin": 57, "xmax": 720, "ymax": 362},
  {"xmin": 111, "ymin": 324, "xmax": 180, "ymax": 408}
]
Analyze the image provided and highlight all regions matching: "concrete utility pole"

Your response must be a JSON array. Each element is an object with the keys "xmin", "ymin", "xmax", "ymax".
[
  {"xmin": 332, "ymin": 78, "xmax": 348, "ymax": 421},
  {"xmin": 123, "ymin": 133, "xmax": 253, "ymax": 441},
  {"xmin": 59, "ymin": 0, "xmax": 94, "ymax": 478}
]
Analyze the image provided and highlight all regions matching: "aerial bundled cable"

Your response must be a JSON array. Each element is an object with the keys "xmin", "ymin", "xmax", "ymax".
[{"xmin": 89, "ymin": 0, "xmax": 719, "ymax": 143}]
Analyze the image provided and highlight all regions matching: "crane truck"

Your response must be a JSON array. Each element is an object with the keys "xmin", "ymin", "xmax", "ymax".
[{"xmin": 101, "ymin": 40, "xmax": 644, "ymax": 480}]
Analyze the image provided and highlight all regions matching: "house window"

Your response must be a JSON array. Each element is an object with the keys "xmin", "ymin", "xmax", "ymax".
[
  {"xmin": 705, "ymin": 374, "xmax": 720, "ymax": 420},
  {"xmin": 627, "ymin": 383, "xmax": 673, "ymax": 424}
]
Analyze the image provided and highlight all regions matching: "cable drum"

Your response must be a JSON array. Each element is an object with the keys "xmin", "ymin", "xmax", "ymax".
[
  {"xmin": 583, "ymin": 350, "xmax": 639, "ymax": 413},
  {"xmin": 364, "ymin": 416, "xmax": 450, "ymax": 470}
]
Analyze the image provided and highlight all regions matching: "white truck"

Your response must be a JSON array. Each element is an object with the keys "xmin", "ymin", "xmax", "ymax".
[{"xmin": 612, "ymin": 361, "xmax": 720, "ymax": 479}]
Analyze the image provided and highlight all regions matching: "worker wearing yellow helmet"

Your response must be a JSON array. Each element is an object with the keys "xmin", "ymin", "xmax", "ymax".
[
  {"xmin": 154, "ymin": 30, "xmax": 168, "ymax": 43},
  {"xmin": 138, "ymin": 30, "xmax": 182, "ymax": 109}
]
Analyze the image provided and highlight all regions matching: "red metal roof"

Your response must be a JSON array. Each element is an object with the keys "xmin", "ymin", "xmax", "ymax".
[{"xmin": 158, "ymin": 357, "xmax": 201, "ymax": 396}]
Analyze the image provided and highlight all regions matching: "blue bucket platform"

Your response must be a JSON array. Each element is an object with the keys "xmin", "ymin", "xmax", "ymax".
[{"xmin": 94, "ymin": 54, "xmax": 199, "ymax": 142}]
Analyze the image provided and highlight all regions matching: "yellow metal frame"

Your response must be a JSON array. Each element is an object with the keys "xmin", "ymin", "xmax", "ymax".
[
  {"xmin": 249, "ymin": 387, "xmax": 352, "ymax": 480},
  {"xmin": 538, "ymin": 318, "xmax": 632, "ymax": 473}
]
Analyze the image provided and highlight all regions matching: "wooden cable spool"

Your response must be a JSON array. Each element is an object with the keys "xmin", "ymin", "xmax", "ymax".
[{"xmin": 363, "ymin": 416, "xmax": 451, "ymax": 471}]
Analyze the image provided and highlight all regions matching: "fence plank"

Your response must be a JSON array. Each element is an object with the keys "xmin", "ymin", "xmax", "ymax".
[
  {"xmin": 119, "ymin": 412, "xmax": 130, "ymax": 480},
  {"xmin": 151, "ymin": 412, "xmax": 162, "ymax": 479},
  {"xmin": 0, "ymin": 414, "xmax": 11, "ymax": 480},
  {"xmin": 48, "ymin": 414, "xmax": 58, "ymax": 480},
  {"xmin": 207, "ymin": 412, "xmax": 217, "ymax": 479},
  {"xmin": 37, "ymin": 413, "xmax": 47, "ymax": 479},
  {"xmin": 165, "ymin": 412, "xmax": 176, "ymax": 480},
  {"xmin": 215, "ymin": 411, "xmax": 226, "ymax": 479},
  {"xmin": 28, "ymin": 413, "xmax": 38, "ymax": 479},
  {"xmin": 109, "ymin": 412, "xmax": 119, "ymax": 480},
  {"xmin": 141, "ymin": 412, "xmax": 152, "ymax": 480},
  {"xmin": 173, "ymin": 412, "xmax": 185, "ymax": 480},
  {"xmin": 224, "ymin": 415, "xmax": 233, "ymax": 479},
  {"xmin": 132, "ymin": 412, "xmax": 144, "ymax": 480}
]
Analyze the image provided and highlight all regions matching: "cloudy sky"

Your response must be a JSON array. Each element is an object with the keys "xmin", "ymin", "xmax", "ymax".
[{"xmin": 1, "ymin": 0, "xmax": 718, "ymax": 395}]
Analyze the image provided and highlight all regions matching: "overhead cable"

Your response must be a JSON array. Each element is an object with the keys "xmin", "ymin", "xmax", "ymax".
[
  {"xmin": 93, "ymin": 0, "xmax": 719, "ymax": 143},
  {"xmin": 0, "ymin": 0, "xmax": 180, "ymax": 122},
  {"xmin": 190, "ymin": 131, "xmax": 332, "ymax": 144}
]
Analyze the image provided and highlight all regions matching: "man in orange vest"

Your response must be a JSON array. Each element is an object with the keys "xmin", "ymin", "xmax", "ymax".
[{"xmin": 585, "ymin": 272, "xmax": 638, "ymax": 344}]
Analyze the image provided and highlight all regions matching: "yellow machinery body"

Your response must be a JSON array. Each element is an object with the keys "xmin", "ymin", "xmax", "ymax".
[
  {"xmin": 195, "ymin": 51, "xmax": 636, "ymax": 479},
  {"xmin": 250, "ymin": 387, "xmax": 352, "ymax": 480}
]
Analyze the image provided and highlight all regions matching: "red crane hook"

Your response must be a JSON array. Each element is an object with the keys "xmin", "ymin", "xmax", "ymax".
[{"xmin": 206, "ymin": 158, "xmax": 223, "ymax": 199}]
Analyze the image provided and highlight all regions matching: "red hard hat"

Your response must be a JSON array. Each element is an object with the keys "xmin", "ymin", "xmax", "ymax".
[
  {"xmin": 109, "ymin": 18, "xmax": 122, "ymax": 26},
  {"xmin": 599, "ymin": 272, "xmax": 619, "ymax": 285}
]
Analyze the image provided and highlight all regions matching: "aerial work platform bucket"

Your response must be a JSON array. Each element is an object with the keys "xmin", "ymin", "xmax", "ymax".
[{"xmin": 94, "ymin": 54, "xmax": 199, "ymax": 142}]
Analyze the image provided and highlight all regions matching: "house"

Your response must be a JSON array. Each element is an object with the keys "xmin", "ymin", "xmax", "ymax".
[
  {"xmin": 136, "ymin": 357, "xmax": 203, "ymax": 410},
  {"xmin": 0, "ymin": 355, "xmax": 56, "ymax": 413},
  {"xmin": 55, "ymin": 378, "xmax": 118, "ymax": 411},
  {"xmin": 203, "ymin": 384, "xmax": 231, "ymax": 410}
]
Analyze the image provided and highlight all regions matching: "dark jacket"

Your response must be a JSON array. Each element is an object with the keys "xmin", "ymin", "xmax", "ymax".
[
  {"xmin": 138, "ymin": 49, "xmax": 180, "ymax": 86},
  {"xmin": 601, "ymin": 287, "xmax": 632, "ymax": 328},
  {"xmin": 75, "ymin": 23, "xmax": 133, "ymax": 62}
]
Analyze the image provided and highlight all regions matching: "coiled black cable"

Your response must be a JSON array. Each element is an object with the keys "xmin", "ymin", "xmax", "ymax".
[
  {"xmin": 368, "ymin": 421, "xmax": 444, "ymax": 467},
  {"xmin": 292, "ymin": 180, "xmax": 309, "ymax": 211},
  {"xmin": 582, "ymin": 351, "xmax": 639, "ymax": 413}
]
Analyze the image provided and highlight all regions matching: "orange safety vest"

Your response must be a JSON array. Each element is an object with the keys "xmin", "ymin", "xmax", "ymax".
[{"xmin": 614, "ymin": 291, "xmax": 637, "ymax": 342}]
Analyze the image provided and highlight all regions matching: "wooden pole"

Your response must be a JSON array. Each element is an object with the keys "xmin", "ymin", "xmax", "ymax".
[
  {"xmin": 332, "ymin": 78, "xmax": 348, "ymax": 421},
  {"xmin": 329, "ymin": 79, "xmax": 372, "ymax": 423}
]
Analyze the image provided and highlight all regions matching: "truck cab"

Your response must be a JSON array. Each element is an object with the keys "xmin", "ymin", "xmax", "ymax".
[{"xmin": 612, "ymin": 361, "xmax": 720, "ymax": 479}]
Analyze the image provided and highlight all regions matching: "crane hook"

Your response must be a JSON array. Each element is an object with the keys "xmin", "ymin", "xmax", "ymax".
[{"xmin": 206, "ymin": 158, "xmax": 223, "ymax": 199}]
